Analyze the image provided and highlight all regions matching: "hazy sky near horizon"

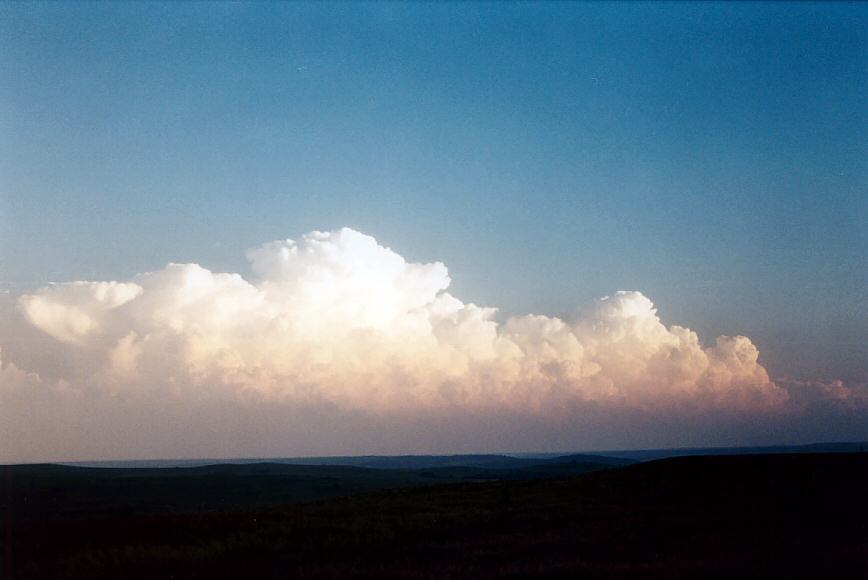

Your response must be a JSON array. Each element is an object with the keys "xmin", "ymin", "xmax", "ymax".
[{"xmin": 1, "ymin": 3, "xmax": 866, "ymax": 461}]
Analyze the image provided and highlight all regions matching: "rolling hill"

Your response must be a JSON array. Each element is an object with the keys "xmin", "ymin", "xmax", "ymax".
[{"xmin": 3, "ymin": 452, "xmax": 865, "ymax": 579}]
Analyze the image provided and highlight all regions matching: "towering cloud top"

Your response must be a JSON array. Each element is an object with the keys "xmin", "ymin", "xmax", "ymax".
[{"xmin": 11, "ymin": 228, "xmax": 785, "ymax": 417}]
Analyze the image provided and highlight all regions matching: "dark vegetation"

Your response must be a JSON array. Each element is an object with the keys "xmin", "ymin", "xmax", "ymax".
[{"xmin": 2, "ymin": 453, "xmax": 866, "ymax": 579}]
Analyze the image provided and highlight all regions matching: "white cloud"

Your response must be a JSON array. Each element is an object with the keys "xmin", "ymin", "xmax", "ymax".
[
  {"xmin": 10, "ymin": 228, "xmax": 785, "ymax": 409},
  {"xmin": 5, "ymin": 227, "xmax": 841, "ymax": 461}
]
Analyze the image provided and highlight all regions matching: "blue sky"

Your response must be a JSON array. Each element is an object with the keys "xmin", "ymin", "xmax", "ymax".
[{"xmin": 2, "ymin": 2, "xmax": 866, "ymax": 383}]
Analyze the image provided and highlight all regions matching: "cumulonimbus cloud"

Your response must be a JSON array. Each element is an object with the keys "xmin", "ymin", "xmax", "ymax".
[{"xmin": 10, "ymin": 227, "xmax": 787, "ymax": 417}]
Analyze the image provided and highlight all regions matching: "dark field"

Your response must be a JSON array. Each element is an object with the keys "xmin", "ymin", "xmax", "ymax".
[{"xmin": 2, "ymin": 453, "xmax": 866, "ymax": 579}]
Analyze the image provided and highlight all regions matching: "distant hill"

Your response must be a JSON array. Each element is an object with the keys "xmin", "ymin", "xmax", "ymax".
[
  {"xmin": 56, "ymin": 441, "xmax": 867, "ymax": 470},
  {"xmin": 61, "ymin": 452, "xmax": 633, "ymax": 470},
  {"xmin": 284, "ymin": 452, "xmax": 635, "ymax": 470},
  {"xmin": 589, "ymin": 441, "xmax": 868, "ymax": 461},
  {"xmin": 0, "ymin": 458, "xmax": 624, "ymax": 519}
]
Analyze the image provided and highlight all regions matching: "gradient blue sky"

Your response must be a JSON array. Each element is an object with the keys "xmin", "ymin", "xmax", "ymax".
[{"xmin": 1, "ymin": 2, "xmax": 866, "ymax": 383}]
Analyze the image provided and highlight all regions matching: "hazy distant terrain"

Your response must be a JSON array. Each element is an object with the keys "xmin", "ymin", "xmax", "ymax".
[
  {"xmin": 3, "ymin": 452, "xmax": 866, "ymax": 579},
  {"xmin": 60, "ymin": 441, "xmax": 867, "ymax": 469},
  {"xmin": 591, "ymin": 441, "xmax": 868, "ymax": 461},
  {"xmin": 62, "ymin": 452, "xmax": 635, "ymax": 470}
]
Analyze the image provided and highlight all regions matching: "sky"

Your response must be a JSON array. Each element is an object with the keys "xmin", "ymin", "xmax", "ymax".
[{"xmin": 0, "ymin": 2, "xmax": 866, "ymax": 462}]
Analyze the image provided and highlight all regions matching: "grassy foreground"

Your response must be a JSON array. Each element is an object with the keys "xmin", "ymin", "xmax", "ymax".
[{"xmin": 3, "ymin": 453, "xmax": 866, "ymax": 578}]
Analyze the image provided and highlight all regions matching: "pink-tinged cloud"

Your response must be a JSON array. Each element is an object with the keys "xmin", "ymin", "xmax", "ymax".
[{"xmin": 7, "ymin": 227, "xmax": 856, "ymax": 462}]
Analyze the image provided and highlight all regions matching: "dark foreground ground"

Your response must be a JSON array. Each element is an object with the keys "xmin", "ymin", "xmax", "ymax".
[{"xmin": 2, "ymin": 453, "xmax": 866, "ymax": 579}]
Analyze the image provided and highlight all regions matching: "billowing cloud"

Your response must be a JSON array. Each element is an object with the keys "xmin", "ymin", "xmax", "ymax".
[{"xmin": 4, "ymin": 227, "xmax": 859, "ymax": 462}]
